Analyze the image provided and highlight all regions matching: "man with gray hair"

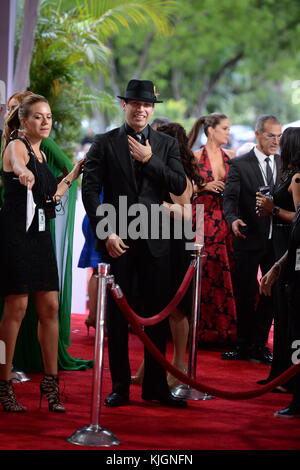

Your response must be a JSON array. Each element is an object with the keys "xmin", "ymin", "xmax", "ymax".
[{"xmin": 222, "ymin": 115, "xmax": 282, "ymax": 364}]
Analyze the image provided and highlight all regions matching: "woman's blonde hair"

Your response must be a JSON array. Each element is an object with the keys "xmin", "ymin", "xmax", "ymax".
[{"xmin": 2, "ymin": 93, "xmax": 49, "ymax": 156}]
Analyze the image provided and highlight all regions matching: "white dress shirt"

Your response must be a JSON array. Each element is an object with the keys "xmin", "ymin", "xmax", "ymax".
[
  {"xmin": 254, "ymin": 146, "xmax": 276, "ymax": 239},
  {"xmin": 254, "ymin": 146, "xmax": 277, "ymax": 186}
]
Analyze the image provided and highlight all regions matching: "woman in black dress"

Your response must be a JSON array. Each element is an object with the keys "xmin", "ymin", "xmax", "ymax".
[
  {"xmin": 0, "ymin": 94, "xmax": 84, "ymax": 412},
  {"xmin": 260, "ymin": 204, "xmax": 300, "ymax": 417},
  {"xmin": 256, "ymin": 128, "xmax": 300, "ymax": 387}
]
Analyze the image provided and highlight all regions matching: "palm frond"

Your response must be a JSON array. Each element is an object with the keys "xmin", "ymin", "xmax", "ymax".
[
  {"xmin": 29, "ymin": 0, "xmax": 179, "ymax": 154},
  {"xmin": 76, "ymin": 0, "xmax": 178, "ymax": 39}
]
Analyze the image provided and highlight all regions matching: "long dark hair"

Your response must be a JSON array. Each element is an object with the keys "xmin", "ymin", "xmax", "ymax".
[
  {"xmin": 188, "ymin": 113, "xmax": 228, "ymax": 149},
  {"xmin": 280, "ymin": 127, "xmax": 300, "ymax": 178},
  {"xmin": 157, "ymin": 122, "xmax": 204, "ymax": 188},
  {"xmin": 2, "ymin": 93, "xmax": 49, "ymax": 156}
]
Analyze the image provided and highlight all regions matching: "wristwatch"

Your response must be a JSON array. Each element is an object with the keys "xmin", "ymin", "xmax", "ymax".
[
  {"xmin": 272, "ymin": 206, "xmax": 280, "ymax": 216},
  {"xmin": 63, "ymin": 178, "xmax": 72, "ymax": 187}
]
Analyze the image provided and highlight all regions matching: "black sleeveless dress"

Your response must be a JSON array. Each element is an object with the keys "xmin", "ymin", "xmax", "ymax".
[
  {"xmin": 0, "ymin": 138, "xmax": 59, "ymax": 296},
  {"xmin": 282, "ymin": 207, "xmax": 300, "ymax": 400},
  {"xmin": 266, "ymin": 173, "xmax": 295, "ymax": 382},
  {"xmin": 272, "ymin": 174, "xmax": 295, "ymax": 259}
]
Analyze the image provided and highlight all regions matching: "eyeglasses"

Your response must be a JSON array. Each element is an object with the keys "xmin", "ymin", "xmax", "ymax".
[{"xmin": 262, "ymin": 133, "xmax": 282, "ymax": 141}]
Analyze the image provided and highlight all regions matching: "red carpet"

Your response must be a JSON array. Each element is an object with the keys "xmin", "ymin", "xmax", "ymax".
[{"xmin": 0, "ymin": 314, "xmax": 300, "ymax": 454}]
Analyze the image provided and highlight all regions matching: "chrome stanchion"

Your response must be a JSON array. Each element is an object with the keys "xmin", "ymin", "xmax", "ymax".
[
  {"xmin": 67, "ymin": 263, "xmax": 121, "ymax": 447},
  {"xmin": 11, "ymin": 366, "xmax": 30, "ymax": 383},
  {"xmin": 172, "ymin": 244, "xmax": 214, "ymax": 401}
]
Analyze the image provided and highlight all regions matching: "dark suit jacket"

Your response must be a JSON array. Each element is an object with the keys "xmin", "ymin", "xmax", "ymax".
[
  {"xmin": 223, "ymin": 149, "xmax": 281, "ymax": 251},
  {"xmin": 82, "ymin": 124, "xmax": 187, "ymax": 257}
]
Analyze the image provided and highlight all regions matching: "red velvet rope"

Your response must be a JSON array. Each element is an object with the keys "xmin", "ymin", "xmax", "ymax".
[
  {"xmin": 125, "ymin": 262, "xmax": 196, "ymax": 327},
  {"xmin": 111, "ymin": 288, "xmax": 300, "ymax": 400}
]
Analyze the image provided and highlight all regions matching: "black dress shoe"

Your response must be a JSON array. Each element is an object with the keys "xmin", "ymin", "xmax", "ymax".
[
  {"xmin": 257, "ymin": 379, "xmax": 291, "ymax": 393},
  {"xmin": 257, "ymin": 379, "xmax": 269, "ymax": 385},
  {"xmin": 249, "ymin": 346, "xmax": 273, "ymax": 365},
  {"xmin": 274, "ymin": 405, "xmax": 300, "ymax": 418},
  {"xmin": 104, "ymin": 392, "xmax": 129, "ymax": 407},
  {"xmin": 221, "ymin": 346, "xmax": 249, "ymax": 361},
  {"xmin": 142, "ymin": 391, "xmax": 187, "ymax": 408}
]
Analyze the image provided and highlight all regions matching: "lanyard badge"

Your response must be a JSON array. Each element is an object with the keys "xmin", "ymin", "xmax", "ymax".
[{"xmin": 38, "ymin": 208, "xmax": 46, "ymax": 232}]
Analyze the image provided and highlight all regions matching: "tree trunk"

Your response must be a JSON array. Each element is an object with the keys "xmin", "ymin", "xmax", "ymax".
[
  {"xmin": 134, "ymin": 32, "xmax": 153, "ymax": 79},
  {"xmin": 171, "ymin": 68, "xmax": 182, "ymax": 101},
  {"xmin": 191, "ymin": 50, "xmax": 244, "ymax": 116},
  {"xmin": 13, "ymin": 0, "xmax": 40, "ymax": 93}
]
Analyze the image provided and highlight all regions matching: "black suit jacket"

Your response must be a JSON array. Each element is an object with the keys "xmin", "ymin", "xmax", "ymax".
[
  {"xmin": 82, "ymin": 124, "xmax": 187, "ymax": 257},
  {"xmin": 223, "ymin": 149, "xmax": 281, "ymax": 251}
]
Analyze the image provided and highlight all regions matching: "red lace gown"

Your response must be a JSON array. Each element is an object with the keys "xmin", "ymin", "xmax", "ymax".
[{"xmin": 192, "ymin": 146, "xmax": 237, "ymax": 344}]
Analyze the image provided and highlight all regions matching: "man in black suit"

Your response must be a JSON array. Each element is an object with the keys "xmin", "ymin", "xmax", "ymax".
[
  {"xmin": 82, "ymin": 79, "xmax": 187, "ymax": 407},
  {"xmin": 222, "ymin": 115, "xmax": 282, "ymax": 364}
]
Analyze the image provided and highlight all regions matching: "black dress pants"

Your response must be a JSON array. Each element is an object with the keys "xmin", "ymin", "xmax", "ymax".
[
  {"xmin": 104, "ymin": 239, "xmax": 171, "ymax": 397},
  {"xmin": 233, "ymin": 239, "xmax": 275, "ymax": 348}
]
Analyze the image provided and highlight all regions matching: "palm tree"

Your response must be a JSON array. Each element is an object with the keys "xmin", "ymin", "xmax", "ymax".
[{"xmin": 14, "ymin": 0, "xmax": 176, "ymax": 93}]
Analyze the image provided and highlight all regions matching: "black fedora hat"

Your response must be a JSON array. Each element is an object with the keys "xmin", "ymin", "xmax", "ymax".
[{"xmin": 117, "ymin": 79, "xmax": 163, "ymax": 103}]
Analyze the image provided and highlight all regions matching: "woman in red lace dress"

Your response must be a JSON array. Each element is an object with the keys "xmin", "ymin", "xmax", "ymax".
[{"xmin": 188, "ymin": 113, "xmax": 237, "ymax": 344}]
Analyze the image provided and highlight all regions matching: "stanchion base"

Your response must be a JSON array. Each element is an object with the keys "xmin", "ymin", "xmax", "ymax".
[
  {"xmin": 171, "ymin": 384, "xmax": 215, "ymax": 401},
  {"xmin": 11, "ymin": 369, "xmax": 31, "ymax": 383},
  {"xmin": 66, "ymin": 425, "xmax": 121, "ymax": 447}
]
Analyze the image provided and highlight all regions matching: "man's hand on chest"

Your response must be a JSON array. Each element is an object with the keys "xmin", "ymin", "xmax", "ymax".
[{"xmin": 128, "ymin": 135, "xmax": 152, "ymax": 164}]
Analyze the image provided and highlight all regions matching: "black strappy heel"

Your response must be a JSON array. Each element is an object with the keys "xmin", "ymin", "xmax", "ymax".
[
  {"xmin": 0, "ymin": 379, "xmax": 26, "ymax": 412},
  {"xmin": 40, "ymin": 375, "xmax": 65, "ymax": 413}
]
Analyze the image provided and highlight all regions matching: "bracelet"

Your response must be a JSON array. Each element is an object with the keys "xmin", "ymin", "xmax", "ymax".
[
  {"xmin": 142, "ymin": 153, "xmax": 152, "ymax": 164},
  {"xmin": 63, "ymin": 178, "xmax": 72, "ymax": 187}
]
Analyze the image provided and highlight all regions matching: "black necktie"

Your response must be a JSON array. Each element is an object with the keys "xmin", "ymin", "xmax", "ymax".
[
  {"xmin": 132, "ymin": 132, "xmax": 145, "ymax": 190},
  {"xmin": 134, "ymin": 132, "xmax": 144, "ymax": 144},
  {"xmin": 265, "ymin": 157, "xmax": 274, "ymax": 190}
]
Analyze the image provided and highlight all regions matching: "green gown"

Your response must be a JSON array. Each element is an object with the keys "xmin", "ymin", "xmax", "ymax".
[{"xmin": 0, "ymin": 137, "xmax": 93, "ymax": 372}]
